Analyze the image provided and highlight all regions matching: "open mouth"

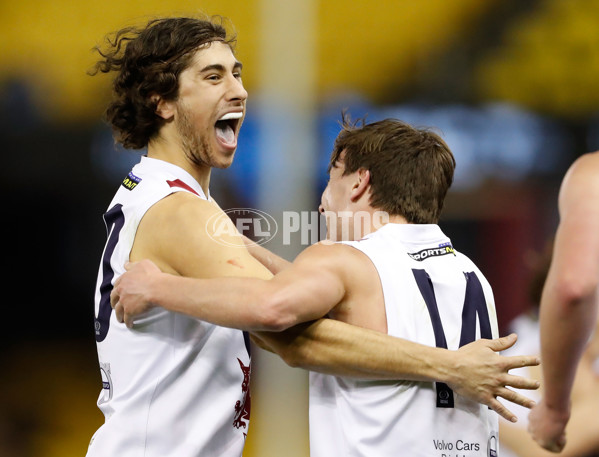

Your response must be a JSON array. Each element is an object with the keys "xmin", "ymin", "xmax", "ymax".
[{"xmin": 215, "ymin": 112, "xmax": 243, "ymax": 146}]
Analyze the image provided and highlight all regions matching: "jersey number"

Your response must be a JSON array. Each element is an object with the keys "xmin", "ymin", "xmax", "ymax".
[
  {"xmin": 95, "ymin": 204, "xmax": 125, "ymax": 342},
  {"xmin": 411, "ymin": 269, "xmax": 492, "ymax": 408}
]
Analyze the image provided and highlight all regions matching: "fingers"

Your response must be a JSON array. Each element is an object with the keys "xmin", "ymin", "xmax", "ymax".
[
  {"xmin": 109, "ymin": 264, "xmax": 131, "ymax": 325},
  {"xmin": 495, "ymin": 386, "xmax": 536, "ymax": 409},
  {"xmin": 111, "ymin": 300, "xmax": 134, "ymax": 328},
  {"xmin": 110, "ymin": 291, "xmax": 117, "ymax": 309},
  {"xmin": 114, "ymin": 302, "xmax": 124, "ymax": 324},
  {"xmin": 486, "ymin": 387, "xmax": 535, "ymax": 423},
  {"xmin": 109, "ymin": 280, "xmax": 127, "ymax": 326},
  {"xmin": 108, "ymin": 261, "xmax": 153, "ymax": 329},
  {"xmin": 124, "ymin": 313, "xmax": 134, "ymax": 329},
  {"xmin": 110, "ymin": 283, "xmax": 119, "ymax": 309},
  {"xmin": 504, "ymin": 354, "xmax": 541, "ymax": 370},
  {"xmin": 487, "ymin": 397, "xmax": 517, "ymax": 423},
  {"xmin": 503, "ymin": 373, "xmax": 540, "ymax": 390},
  {"xmin": 486, "ymin": 333, "xmax": 518, "ymax": 352}
]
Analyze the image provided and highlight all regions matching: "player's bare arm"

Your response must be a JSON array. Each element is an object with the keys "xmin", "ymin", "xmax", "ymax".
[
  {"xmin": 503, "ymin": 373, "xmax": 599, "ymax": 457},
  {"xmin": 130, "ymin": 192, "xmax": 273, "ymax": 280},
  {"xmin": 241, "ymin": 234, "xmax": 292, "ymax": 274},
  {"xmin": 114, "ymin": 241, "xmax": 348, "ymax": 331},
  {"xmin": 528, "ymin": 152, "xmax": 599, "ymax": 452},
  {"xmin": 254, "ymin": 319, "xmax": 539, "ymax": 423},
  {"xmin": 210, "ymin": 198, "xmax": 292, "ymax": 275},
  {"xmin": 113, "ymin": 238, "xmax": 540, "ymax": 422}
]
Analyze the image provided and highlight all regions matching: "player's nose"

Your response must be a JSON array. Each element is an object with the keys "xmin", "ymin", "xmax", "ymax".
[{"xmin": 228, "ymin": 76, "xmax": 248, "ymax": 102}]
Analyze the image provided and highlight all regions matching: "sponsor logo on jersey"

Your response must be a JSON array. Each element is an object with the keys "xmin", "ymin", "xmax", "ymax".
[
  {"xmin": 121, "ymin": 172, "xmax": 141, "ymax": 191},
  {"xmin": 408, "ymin": 243, "xmax": 456, "ymax": 261}
]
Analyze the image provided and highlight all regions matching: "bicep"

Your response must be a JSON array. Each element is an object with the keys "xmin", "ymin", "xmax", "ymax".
[
  {"xmin": 553, "ymin": 156, "xmax": 599, "ymax": 279},
  {"xmin": 132, "ymin": 193, "xmax": 273, "ymax": 280},
  {"xmin": 267, "ymin": 248, "xmax": 347, "ymax": 324}
]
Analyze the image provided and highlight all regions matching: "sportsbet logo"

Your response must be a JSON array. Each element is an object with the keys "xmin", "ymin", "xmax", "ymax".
[{"xmin": 408, "ymin": 243, "xmax": 455, "ymax": 261}]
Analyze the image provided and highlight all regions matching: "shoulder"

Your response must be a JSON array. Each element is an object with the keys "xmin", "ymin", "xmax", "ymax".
[
  {"xmin": 559, "ymin": 152, "xmax": 599, "ymax": 209},
  {"xmin": 564, "ymin": 152, "xmax": 599, "ymax": 188},
  {"xmin": 132, "ymin": 192, "xmax": 248, "ymax": 275},
  {"xmin": 296, "ymin": 241, "xmax": 370, "ymax": 264},
  {"xmin": 145, "ymin": 191, "xmax": 224, "ymax": 227},
  {"xmin": 293, "ymin": 241, "xmax": 379, "ymax": 282},
  {"xmin": 572, "ymin": 150, "xmax": 599, "ymax": 168},
  {"xmin": 140, "ymin": 191, "xmax": 233, "ymax": 244}
]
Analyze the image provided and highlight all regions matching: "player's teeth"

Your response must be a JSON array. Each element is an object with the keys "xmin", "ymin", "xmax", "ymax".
[{"xmin": 218, "ymin": 112, "xmax": 243, "ymax": 121}]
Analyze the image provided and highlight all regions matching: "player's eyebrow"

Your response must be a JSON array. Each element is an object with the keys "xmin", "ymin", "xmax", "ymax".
[{"xmin": 200, "ymin": 61, "xmax": 243, "ymax": 73}]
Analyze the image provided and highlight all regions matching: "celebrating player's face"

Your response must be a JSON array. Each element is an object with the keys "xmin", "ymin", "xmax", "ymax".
[
  {"xmin": 319, "ymin": 157, "xmax": 357, "ymax": 241},
  {"xmin": 174, "ymin": 41, "xmax": 247, "ymax": 169}
]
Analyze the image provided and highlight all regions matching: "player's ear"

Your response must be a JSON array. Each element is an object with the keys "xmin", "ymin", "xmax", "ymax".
[
  {"xmin": 350, "ymin": 168, "xmax": 371, "ymax": 202},
  {"xmin": 151, "ymin": 93, "xmax": 175, "ymax": 121}
]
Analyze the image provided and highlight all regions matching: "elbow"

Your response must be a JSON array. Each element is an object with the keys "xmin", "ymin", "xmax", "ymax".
[
  {"xmin": 551, "ymin": 274, "xmax": 598, "ymax": 310},
  {"xmin": 280, "ymin": 351, "xmax": 303, "ymax": 368},
  {"xmin": 255, "ymin": 321, "xmax": 320, "ymax": 370},
  {"xmin": 277, "ymin": 340, "xmax": 311, "ymax": 368}
]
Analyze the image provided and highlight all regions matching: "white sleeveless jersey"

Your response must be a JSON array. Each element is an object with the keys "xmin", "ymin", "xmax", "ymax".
[
  {"xmin": 309, "ymin": 224, "xmax": 499, "ymax": 457},
  {"xmin": 87, "ymin": 157, "xmax": 251, "ymax": 457}
]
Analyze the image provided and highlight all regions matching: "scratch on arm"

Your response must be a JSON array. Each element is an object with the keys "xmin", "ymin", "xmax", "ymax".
[{"xmin": 227, "ymin": 258, "xmax": 245, "ymax": 269}]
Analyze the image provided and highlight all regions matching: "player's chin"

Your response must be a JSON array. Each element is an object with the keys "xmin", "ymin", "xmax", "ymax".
[
  {"xmin": 213, "ymin": 151, "xmax": 237, "ymax": 169},
  {"xmin": 210, "ymin": 139, "xmax": 237, "ymax": 167}
]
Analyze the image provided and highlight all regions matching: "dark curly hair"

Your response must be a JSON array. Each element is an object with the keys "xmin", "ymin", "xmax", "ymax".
[
  {"xmin": 329, "ymin": 113, "xmax": 456, "ymax": 224},
  {"xmin": 90, "ymin": 16, "xmax": 236, "ymax": 150}
]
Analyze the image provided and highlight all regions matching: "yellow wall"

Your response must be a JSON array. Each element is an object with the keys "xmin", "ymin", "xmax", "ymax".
[
  {"xmin": 0, "ymin": 0, "xmax": 493, "ymax": 122},
  {"xmin": 5, "ymin": 1, "xmax": 599, "ymax": 122},
  {"xmin": 475, "ymin": 0, "xmax": 599, "ymax": 118}
]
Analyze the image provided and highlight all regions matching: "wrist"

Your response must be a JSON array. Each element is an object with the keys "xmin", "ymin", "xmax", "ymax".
[
  {"xmin": 148, "ymin": 272, "xmax": 170, "ymax": 309},
  {"xmin": 435, "ymin": 348, "xmax": 459, "ymax": 385},
  {"xmin": 416, "ymin": 346, "xmax": 454, "ymax": 383},
  {"xmin": 543, "ymin": 397, "xmax": 571, "ymax": 420}
]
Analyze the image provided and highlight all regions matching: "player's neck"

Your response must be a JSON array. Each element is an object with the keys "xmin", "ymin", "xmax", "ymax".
[
  {"xmin": 147, "ymin": 137, "xmax": 211, "ymax": 197},
  {"xmin": 387, "ymin": 214, "xmax": 409, "ymax": 225},
  {"xmin": 350, "ymin": 210, "xmax": 408, "ymax": 240}
]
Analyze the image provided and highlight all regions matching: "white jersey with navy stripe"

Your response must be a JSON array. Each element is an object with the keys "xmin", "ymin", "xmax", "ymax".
[
  {"xmin": 309, "ymin": 223, "xmax": 499, "ymax": 457},
  {"xmin": 87, "ymin": 156, "xmax": 251, "ymax": 457}
]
